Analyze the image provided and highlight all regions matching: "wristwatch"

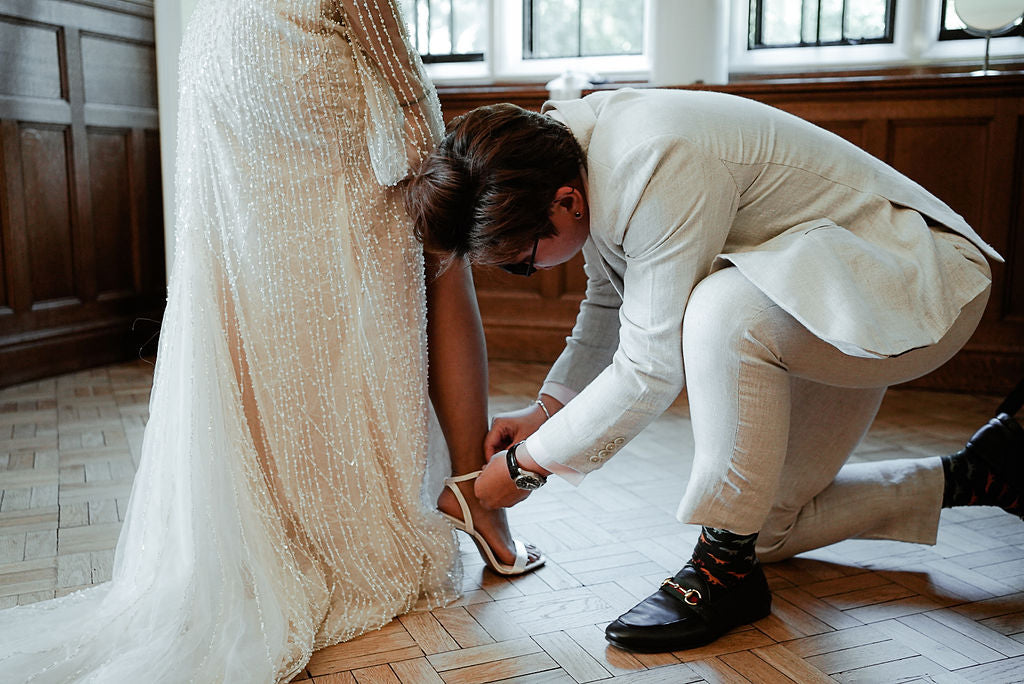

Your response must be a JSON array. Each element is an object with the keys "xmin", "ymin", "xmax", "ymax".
[{"xmin": 506, "ymin": 441, "xmax": 548, "ymax": 490}]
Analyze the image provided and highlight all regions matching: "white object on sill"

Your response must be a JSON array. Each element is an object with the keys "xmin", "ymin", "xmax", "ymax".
[{"xmin": 545, "ymin": 70, "xmax": 594, "ymax": 101}]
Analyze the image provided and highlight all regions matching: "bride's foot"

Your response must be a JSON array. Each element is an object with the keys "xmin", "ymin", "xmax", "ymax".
[{"xmin": 438, "ymin": 472, "xmax": 545, "ymax": 575}]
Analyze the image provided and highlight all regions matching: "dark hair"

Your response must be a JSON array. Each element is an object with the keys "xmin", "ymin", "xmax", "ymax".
[{"xmin": 404, "ymin": 103, "xmax": 585, "ymax": 266}]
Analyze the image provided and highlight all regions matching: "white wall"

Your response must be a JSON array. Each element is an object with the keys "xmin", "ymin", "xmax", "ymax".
[{"xmin": 154, "ymin": 0, "xmax": 199, "ymax": 277}]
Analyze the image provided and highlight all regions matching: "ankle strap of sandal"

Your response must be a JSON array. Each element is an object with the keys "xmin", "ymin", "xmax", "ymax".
[
  {"xmin": 444, "ymin": 470, "xmax": 482, "ymax": 535},
  {"xmin": 447, "ymin": 470, "xmax": 482, "ymax": 483}
]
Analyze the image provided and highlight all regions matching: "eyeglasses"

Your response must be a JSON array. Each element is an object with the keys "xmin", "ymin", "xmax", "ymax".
[{"xmin": 499, "ymin": 238, "xmax": 538, "ymax": 277}]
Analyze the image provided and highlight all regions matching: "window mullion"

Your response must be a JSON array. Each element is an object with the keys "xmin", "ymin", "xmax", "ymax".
[
  {"xmin": 426, "ymin": 0, "xmax": 432, "ymax": 55},
  {"xmin": 840, "ymin": 0, "xmax": 847, "ymax": 43},
  {"xmin": 577, "ymin": 0, "xmax": 583, "ymax": 58},
  {"xmin": 798, "ymin": 0, "xmax": 806, "ymax": 46},
  {"xmin": 815, "ymin": 0, "xmax": 822, "ymax": 46},
  {"xmin": 448, "ymin": 0, "xmax": 455, "ymax": 54}
]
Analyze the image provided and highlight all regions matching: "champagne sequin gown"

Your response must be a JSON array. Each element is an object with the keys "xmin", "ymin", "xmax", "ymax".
[{"xmin": 0, "ymin": 1, "xmax": 460, "ymax": 681}]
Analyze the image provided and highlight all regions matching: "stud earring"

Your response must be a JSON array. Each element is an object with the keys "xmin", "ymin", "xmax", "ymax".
[{"xmin": 574, "ymin": 211, "xmax": 582, "ymax": 219}]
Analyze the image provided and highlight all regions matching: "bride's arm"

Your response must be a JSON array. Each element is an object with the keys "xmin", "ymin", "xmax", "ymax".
[
  {"xmin": 341, "ymin": 0, "xmax": 423, "ymax": 104},
  {"xmin": 340, "ymin": 0, "xmax": 436, "ymax": 169}
]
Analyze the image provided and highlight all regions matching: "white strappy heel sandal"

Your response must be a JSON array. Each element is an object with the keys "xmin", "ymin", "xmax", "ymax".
[{"xmin": 440, "ymin": 471, "xmax": 546, "ymax": 576}]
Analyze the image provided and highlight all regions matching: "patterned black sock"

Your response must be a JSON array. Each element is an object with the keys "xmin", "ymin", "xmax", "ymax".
[
  {"xmin": 689, "ymin": 526, "xmax": 759, "ymax": 590},
  {"xmin": 941, "ymin": 450, "xmax": 1023, "ymax": 516}
]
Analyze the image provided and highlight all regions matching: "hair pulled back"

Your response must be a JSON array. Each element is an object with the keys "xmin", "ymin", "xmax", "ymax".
[{"xmin": 404, "ymin": 103, "xmax": 585, "ymax": 266}]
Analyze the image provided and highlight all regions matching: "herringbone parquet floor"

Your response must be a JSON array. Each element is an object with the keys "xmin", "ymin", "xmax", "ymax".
[{"xmin": 1, "ymin": 360, "xmax": 1022, "ymax": 683}]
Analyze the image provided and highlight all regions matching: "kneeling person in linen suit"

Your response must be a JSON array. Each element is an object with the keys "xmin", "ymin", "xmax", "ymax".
[{"xmin": 405, "ymin": 89, "xmax": 1024, "ymax": 653}]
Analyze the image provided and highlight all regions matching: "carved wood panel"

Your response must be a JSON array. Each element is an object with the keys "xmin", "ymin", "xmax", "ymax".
[
  {"xmin": 439, "ymin": 74, "xmax": 1024, "ymax": 394},
  {"xmin": 888, "ymin": 118, "xmax": 991, "ymax": 230},
  {"xmin": 89, "ymin": 129, "xmax": 134, "ymax": 298},
  {"xmin": 1010, "ymin": 113, "xmax": 1024, "ymax": 321},
  {"xmin": 0, "ymin": 0, "xmax": 163, "ymax": 387},
  {"xmin": 21, "ymin": 125, "xmax": 77, "ymax": 307}
]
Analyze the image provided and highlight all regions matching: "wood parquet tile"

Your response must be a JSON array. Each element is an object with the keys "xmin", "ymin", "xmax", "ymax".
[{"xmin": 2, "ymin": 359, "xmax": 1023, "ymax": 682}]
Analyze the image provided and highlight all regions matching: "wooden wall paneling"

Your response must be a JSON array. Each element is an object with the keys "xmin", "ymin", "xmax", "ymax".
[
  {"xmin": 6, "ymin": 0, "xmax": 153, "ymax": 39},
  {"xmin": 80, "ymin": 32, "xmax": 157, "ymax": 109},
  {"xmin": 887, "ymin": 118, "xmax": 992, "ymax": 230},
  {"xmin": 19, "ymin": 123, "xmax": 77, "ymax": 308},
  {"xmin": 141, "ymin": 128, "xmax": 164, "ymax": 298},
  {"xmin": 890, "ymin": 98, "xmax": 1024, "ymax": 392},
  {"xmin": 0, "ymin": 119, "xmax": 30, "ymax": 319},
  {"xmin": 0, "ymin": 0, "xmax": 163, "ymax": 387},
  {"xmin": 65, "ymin": 0, "xmax": 153, "ymax": 18},
  {"xmin": 89, "ymin": 127, "xmax": 133, "ymax": 299},
  {"xmin": 1009, "ymin": 108, "xmax": 1024, "ymax": 320},
  {"xmin": 127, "ymin": 128, "xmax": 146, "ymax": 295},
  {"xmin": 0, "ymin": 15, "xmax": 63, "ymax": 101},
  {"xmin": 810, "ymin": 119, "xmax": 870, "ymax": 149},
  {"xmin": 475, "ymin": 264, "xmax": 587, "ymax": 364},
  {"xmin": 65, "ymin": 25, "xmax": 99, "ymax": 306},
  {"xmin": 861, "ymin": 119, "xmax": 890, "ymax": 160},
  {"xmin": 0, "ymin": 168, "xmax": 5, "ymax": 315},
  {"xmin": 976, "ymin": 98, "xmax": 1021, "ymax": 336},
  {"xmin": 0, "ymin": 124, "xmax": 8, "ymax": 315}
]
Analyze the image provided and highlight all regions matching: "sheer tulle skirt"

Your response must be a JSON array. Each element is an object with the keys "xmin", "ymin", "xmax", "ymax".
[{"xmin": 0, "ymin": 2, "xmax": 458, "ymax": 681}]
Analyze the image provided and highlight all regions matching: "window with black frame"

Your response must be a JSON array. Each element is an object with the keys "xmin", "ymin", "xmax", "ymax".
[
  {"xmin": 749, "ymin": 0, "xmax": 895, "ymax": 49},
  {"xmin": 399, "ymin": 0, "xmax": 486, "ymax": 63},
  {"xmin": 522, "ymin": 0, "xmax": 643, "ymax": 59},
  {"xmin": 939, "ymin": 0, "xmax": 1024, "ymax": 40}
]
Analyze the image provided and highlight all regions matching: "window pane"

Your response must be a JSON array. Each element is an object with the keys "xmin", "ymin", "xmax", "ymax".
[
  {"xmin": 846, "ymin": 0, "xmax": 888, "ymax": 40},
  {"xmin": 761, "ymin": 0, "xmax": 802, "ymax": 46},
  {"xmin": 944, "ymin": 0, "xmax": 966, "ymax": 30},
  {"xmin": 453, "ymin": 0, "xmax": 485, "ymax": 53},
  {"xmin": 580, "ymin": 0, "xmax": 643, "ymax": 56},
  {"xmin": 398, "ymin": 0, "xmax": 415, "ymax": 26},
  {"xmin": 799, "ymin": 0, "xmax": 817, "ymax": 43},
  {"xmin": 753, "ymin": 0, "xmax": 891, "ymax": 47},
  {"xmin": 428, "ymin": 0, "xmax": 453, "ymax": 55},
  {"xmin": 530, "ymin": 0, "xmax": 580, "ymax": 58},
  {"xmin": 414, "ymin": 0, "xmax": 430, "ymax": 52},
  {"xmin": 401, "ymin": 0, "xmax": 485, "ymax": 60},
  {"xmin": 819, "ymin": 0, "xmax": 844, "ymax": 44}
]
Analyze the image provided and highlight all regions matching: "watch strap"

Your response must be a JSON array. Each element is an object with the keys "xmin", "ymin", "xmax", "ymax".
[
  {"xmin": 507, "ymin": 441, "xmax": 547, "ymax": 489},
  {"xmin": 506, "ymin": 441, "xmax": 525, "ymax": 480}
]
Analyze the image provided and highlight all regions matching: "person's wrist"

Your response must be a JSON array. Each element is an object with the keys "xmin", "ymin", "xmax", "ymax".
[
  {"xmin": 513, "ymin": 443, "xmax": 551, "ymax": 477},
  {"xmin": 538, "ymin": 393, "xmax": 564, "ymax": 413}
]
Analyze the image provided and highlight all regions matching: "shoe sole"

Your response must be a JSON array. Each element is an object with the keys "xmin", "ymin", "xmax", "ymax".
[
  {"xmin": 604, "ymin": 604, "xmax": 772, "ymax": 654},
  {"xmin": 605, "ymin": 633, "xmax": 719, "ymax": 653}
]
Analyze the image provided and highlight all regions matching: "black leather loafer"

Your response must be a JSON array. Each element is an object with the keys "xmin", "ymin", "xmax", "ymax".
[
  {"xmin": 604, "ymin": 564, "xmax": 772, "ymax": 653},
  {"xmin": 966, "ymin": 412, "xmax": 1024, "ymax": 495}
]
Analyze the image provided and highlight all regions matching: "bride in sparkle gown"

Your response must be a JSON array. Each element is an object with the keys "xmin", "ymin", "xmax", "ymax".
[{"xmin": 0, "ymin": 1, "xmax": 539, "ymax": 681}]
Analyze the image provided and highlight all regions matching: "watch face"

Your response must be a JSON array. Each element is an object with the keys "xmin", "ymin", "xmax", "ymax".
[{"xmin": 514, "ymin": 474, "xmax": 544, "ymax": 490}]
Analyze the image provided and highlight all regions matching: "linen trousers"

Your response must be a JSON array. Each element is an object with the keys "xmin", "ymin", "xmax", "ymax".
[{"xmin": 675, "ymin": 231, "xmax": 992, "ymax": 562}]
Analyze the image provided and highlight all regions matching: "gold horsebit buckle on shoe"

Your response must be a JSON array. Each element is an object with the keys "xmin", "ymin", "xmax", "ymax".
[{"xmin": 661, "ymin": 578, "xmax": 702, "ymax": 605}]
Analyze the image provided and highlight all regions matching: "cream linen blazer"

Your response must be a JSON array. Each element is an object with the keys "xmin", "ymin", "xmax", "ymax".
[{"xmin": 525, "ymin": 88, "xmax": 1000, "ymax": 477}]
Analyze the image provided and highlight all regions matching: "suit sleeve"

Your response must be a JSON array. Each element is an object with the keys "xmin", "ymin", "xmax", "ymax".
[{"xmin": 525, "ymin": 137, "xmax": 738, "ymax": 476}]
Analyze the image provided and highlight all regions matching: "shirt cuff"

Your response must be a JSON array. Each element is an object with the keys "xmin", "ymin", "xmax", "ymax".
[
  {"xmin": 524, "ymin": 433, "xmax": 586, "ymax": 487},
  {"xmin": 540, "ymin": 382, "xmax": 578, "ymax": 406}
]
